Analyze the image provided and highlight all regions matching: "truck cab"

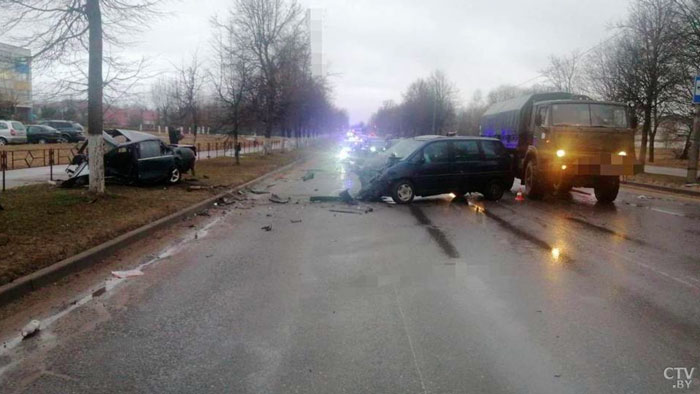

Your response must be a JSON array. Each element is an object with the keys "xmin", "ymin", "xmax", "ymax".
[{"xmin": 481, "ymin": 93, "xmax": 642, "ymax": 203}]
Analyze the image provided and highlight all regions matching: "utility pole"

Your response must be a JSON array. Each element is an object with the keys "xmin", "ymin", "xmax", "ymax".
[
  {"xmin": 687, "ymin": 104, "xmax": 700, "ymax": 183},
  {"xmin": 688, "ymin": 76, "xmax": 700, "ymax": 183}
]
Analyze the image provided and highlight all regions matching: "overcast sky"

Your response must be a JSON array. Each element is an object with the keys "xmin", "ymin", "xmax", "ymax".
[{"xmin": 122, "ymin": 0, "xmax": 629, "ymax": 123}]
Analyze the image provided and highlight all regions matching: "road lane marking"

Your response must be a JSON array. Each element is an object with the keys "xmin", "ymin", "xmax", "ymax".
[{"xmin": 393, "ymin": 284, "xmax": 428, "ymax": 394}]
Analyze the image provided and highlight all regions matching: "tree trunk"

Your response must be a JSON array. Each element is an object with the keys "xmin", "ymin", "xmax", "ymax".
[
  {"xmin": 640, "ymin": 108, "xmax": 651, "ymax": 165},
  {"xmin": 264, "ymin": 122, "xmax": 272, "ymax": 155},
  {"xmin": 649, "ymin": 123, "xmax": 658, "ymax": 163},
  {"xmin": 86, "ymin": 0, "xmax": 104, "ymax": 194}
]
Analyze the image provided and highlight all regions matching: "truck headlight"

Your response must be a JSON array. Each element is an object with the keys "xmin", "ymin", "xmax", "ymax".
[
  {"xmin": 370, "ymin": 146, "xmax": 376, "ymax": 152},
  {"xmin": 556, "ymin": 149, "xmax": 566, "ymax": 158},
  {"xmin": 618, "ymin": 151, "xmax": 627, "ymax": 156}
]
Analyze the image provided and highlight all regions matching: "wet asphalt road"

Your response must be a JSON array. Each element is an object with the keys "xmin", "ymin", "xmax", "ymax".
[{"xmin": 1, "ymin": 151, "xmax": 699, "ymax": 393}]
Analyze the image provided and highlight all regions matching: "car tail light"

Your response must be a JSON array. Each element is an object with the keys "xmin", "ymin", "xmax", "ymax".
[{"xmin": 10, "ymin": 129, "xmax": 16, "ymax": 136}]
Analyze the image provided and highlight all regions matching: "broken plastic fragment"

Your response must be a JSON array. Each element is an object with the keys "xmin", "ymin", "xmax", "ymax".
[
  {"xmin": 21, "ymin": 320, "xmax": 41, "ymax": 339},
  {"xmin": 269, "ymin": 194, "xmax": 290, "ymax": 204}
]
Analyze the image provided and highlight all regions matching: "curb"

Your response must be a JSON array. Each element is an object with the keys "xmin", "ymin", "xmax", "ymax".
[
  {"xmin": 621, "ymin": 180, "xmax": 700, "ymax": 198},
  {"xmin": 0, "ymin": 156, "xmax": 305, "ymax": 307}
]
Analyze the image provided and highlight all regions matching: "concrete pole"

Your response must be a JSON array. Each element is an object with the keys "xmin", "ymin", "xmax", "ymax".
[{"xmin": 687, "ymin": 104, "xmax": 700, "ymax": 183}]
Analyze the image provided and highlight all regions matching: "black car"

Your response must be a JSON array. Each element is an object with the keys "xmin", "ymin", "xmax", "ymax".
[
  {"xmin": 26, "ymin": 125, "xmax": 62, "ymax": 144},
  {"xmin": 62, "ymin": 129, "xmax": 196, "ymax": 187},
  {"xmin": 357, "ymin": 136, "xmax": 514, "ymax": 204},
  {"xmin": 40, "ymin": 120, "xmax": 86, "ymax": 142}
]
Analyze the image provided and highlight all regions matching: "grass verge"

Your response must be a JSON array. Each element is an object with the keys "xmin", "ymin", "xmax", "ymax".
[
  {"xmin": 623, "ymin": 172, "xmax": 700, "ymax": 193},
  {"xmin": 0, "ymin": 150, "xmax": 302, "ymax": 285}
]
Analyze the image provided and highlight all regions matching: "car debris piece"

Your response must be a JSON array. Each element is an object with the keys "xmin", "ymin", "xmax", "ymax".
[
  {"xmin": 290, "ymin": 219, "xmax": 303, "ymax": 223},
  {"xmin": 21, "ymin": 320, "xmax": 41, "ymax": 339},
  {"xmin": 339, "ymin": 189, "xmax": 358, "ymax": 205},
  {"xmin": 329, "ymin": 209, "xmax": 363, "ymax": 215},
  {"xmin": 310, "ymin": 196, "xmax": 343, "ymax": 202},
  {"xmin": 216, "ymin": 196, "xmax": 236, "ymax": 206},
  {"xmin": 269, "ymin": 194, "xmax": 290, "ymax": 204},
  {"xmin": 248, "ymin": 188, "xmax": 270, "ymax": 194},
  {"xmin": 302, "ymin": 171, "xmax": 315, "ymax": 181},
  {"xmin": 261, "ymin": 225, "xmax": 272, "ymax": 231},
  {"xmin": 188, "ymin": 185, "xmax": 214, "ymax": 191},
  {"xmin": 112, "ymin": 269, "xmax": 145, "ymax": 279}
]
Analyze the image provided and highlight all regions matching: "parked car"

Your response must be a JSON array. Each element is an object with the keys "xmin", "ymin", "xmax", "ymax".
[
  {"xmin": 26, "ymin": 125, "xmax": 62, "ymax": 144},
  {"xmin": 0, "ymin": 120, "xmax": 28, "ymax": 145},
  {"xmin": 39, "ymin": 120, "xmax": 85, "ymax": 142},
  {"xmin": 62, "ymin": 129, "xmax": 196, "ymax": 187},
  {"xmin": 357, "ymin": 135, "xmax": 514, "ymax": 204}
]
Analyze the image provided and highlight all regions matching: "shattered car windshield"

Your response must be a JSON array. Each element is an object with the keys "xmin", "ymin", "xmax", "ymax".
[{"xmin": 383, "ymin": 139, "xmax": 423, "ymax": 159}]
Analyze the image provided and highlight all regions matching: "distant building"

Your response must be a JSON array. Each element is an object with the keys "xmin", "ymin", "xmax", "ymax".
[
  {"xmin": 306, "ymin": 9, "xmax": 323, "ymax": 78},
  {"xmin": 0, "ymin": 42, "xmax": 32, "ymax": 121}
]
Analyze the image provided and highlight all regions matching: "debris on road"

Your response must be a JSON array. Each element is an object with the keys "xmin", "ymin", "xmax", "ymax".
[
  {"xmin": 196, "ymin": 210, "xmax": 211, "ymax": 216},
  {"xmin": 215, "ymin": 196, "xmax": 237, "ymax": 206},
  {"xmin": 269, "ymin": 194, "xmax": 290, "ymax": 204},
  {"xmin": 329, "ymin": 209, "xmax": 363, "ymax": 215},
  {"xmin": 310, "ymin": 195, "xmax": 342, "ymax": 202},
  {"xmin": 248, "ymin": 188, "xmax": 270, "ymax": 194},
  {"xmin": 92, "ymin": 286, "xmax": 107, "ymax": 297},
  {"xmin": 187, "ymin": 185, "xmax": 214, "ymax": 192},
  {"xmin": 339, "ymin": 189, "xmax": 358, "ymax": 205},
  {"xmin": 112, "ymin": 269, "xmax": 145, "ymax": 279},
  {"xmin": 290, "ymin": 219, "xmax": 303, "ymax": 223},
  {"xmin": 302, "ymin": 171, "xmax": 315, "ymax": 181},
  {"xmin": 21, "ymin": 320, "xmax": 41, "ymax": 339},
  {"xmin": 261, "ymin": 225, "xmax": 272, "ymax": 231}
]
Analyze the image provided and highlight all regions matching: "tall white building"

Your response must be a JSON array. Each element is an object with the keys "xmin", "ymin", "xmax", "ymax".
[{"xmin": 306, "ymin": 9, "xmax": 323, "ymax": 78}]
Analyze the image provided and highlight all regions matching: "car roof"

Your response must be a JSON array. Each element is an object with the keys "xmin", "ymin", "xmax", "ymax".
[
  {"xmin": 104, "ymin": 129, "xmax": 161, "ymax": 146},
  {"xmin": 535, "ymin": 99, "xmax": 627, "ymax": 107},
  {"xmin": 412, "ymin": 135, "xmax": 499, "ymax": 142}
]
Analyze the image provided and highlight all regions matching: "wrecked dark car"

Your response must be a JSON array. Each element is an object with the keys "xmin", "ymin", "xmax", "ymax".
[
  {"xmin": 356, "ymin": 135, "xmax": 514, "ymax": 204},
  {"xmin": 62, "ymin": 129, "xmax": 196, "ymax": 187}
]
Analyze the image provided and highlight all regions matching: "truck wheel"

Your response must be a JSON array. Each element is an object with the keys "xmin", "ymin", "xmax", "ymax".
[
  {"xmin": 594, "ymin": 176, "xmax": 619, "ymax": 203},
  {"xmin": 483, "ymin": 179, "xmax": 505, "ymax": 201},
  {"xmin": 391, "ymin": 179, "xmax": 415, "ymax": 204},
  {"xmin": 524, "ymin": 160, "xmax": 546, "ymax": 200},
  {"xmin": 553, "ymin": 178, "xmax": 573, "ymax": 195}
]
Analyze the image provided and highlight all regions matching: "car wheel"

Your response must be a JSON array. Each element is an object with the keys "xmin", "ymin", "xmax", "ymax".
[
  {"xmin": 38, "ymin": 138, "xmax": 47, "ymax": 144},
  {"xmin": 524, "ymin": 160, "xmax": 546, "ymax": 200},
  {"xmin": 391, "ymin": 179, "xmax": 415, "ymax": 204},
  {"xmin": 594, "ymin": 176, "xmax": 619, "ymax": 203},
  {"xmin": 483, "ymin": 179, "xmax": 505, "ymax": 201},
  {"xmin": 168, "ymin": 167, "xmax": 181, "ymax": 184},
  {"xmin": 59, "ymin": 135, "xmax": 70, "ymax": 143},
  {"xmin": 0, "ymin": 138, "xmax": 7, "ymax": 146}
]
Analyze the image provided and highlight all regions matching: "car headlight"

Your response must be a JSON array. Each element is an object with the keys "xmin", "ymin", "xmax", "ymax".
[
  {"xmin": 337, "ymin": 147, "xmax": 350, "ymax": 160},
  {"xmin": 556, "ymin": 149, "xmax": 566, "ymax": 158},
  {"xmin": 618, "ymin": 151, "xmax": 627, "ymax": 156}
]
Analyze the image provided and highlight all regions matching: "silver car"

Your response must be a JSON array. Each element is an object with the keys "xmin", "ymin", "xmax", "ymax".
[{"xmin": 0, "ymin": 120, "xmax": 28, "ymax": 145}]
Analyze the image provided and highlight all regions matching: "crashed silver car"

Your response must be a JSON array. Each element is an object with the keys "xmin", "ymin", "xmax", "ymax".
[{"xmin": 62, "ymin": 129, "xmax": 196, "ymax": 187}]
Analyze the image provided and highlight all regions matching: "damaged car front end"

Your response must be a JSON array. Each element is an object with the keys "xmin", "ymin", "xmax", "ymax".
[{"xmin": 62, "ymin": 129, "xmax": 196, "ymax": 188}]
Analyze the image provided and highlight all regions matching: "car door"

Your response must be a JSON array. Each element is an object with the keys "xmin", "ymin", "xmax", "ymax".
[
  {"xmin": 136, "ymin": 140, "xmax": 175, "ymax": 183},
  {"xmin": 479, "ymin": 140, "xmax": 511, "ymax": 184},
  {"xmin": 411, "ymin": 141, "xmax": 453, "ymax": 195},
  {"xmin": 452, "ymin": 139, "xmax": 483, "ymax": 192}
]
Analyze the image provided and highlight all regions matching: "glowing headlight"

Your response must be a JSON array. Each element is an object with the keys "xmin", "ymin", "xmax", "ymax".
[
  {"xmin": 370, "ymin": 146, "xmax": 377, "ymax": 152},
  {"xmin": 556, "ymin": 149, "xmax": 566, "ymax": 158},
  {"xmin": 618, "ymin": 151, "xmax": 627, "ymax": 156},
  {"xmin": 337, "ymin": 147, "xmax": 350, "ymax": 160}
]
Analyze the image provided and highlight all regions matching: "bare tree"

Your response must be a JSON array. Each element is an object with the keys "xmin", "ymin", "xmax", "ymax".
[
  {"xmin": 225, "ymin": 0, "xmax": 306, "ymax": 154},
  {"xmin": 173, "ymin": 54, "xmax": 206, "ymax": 143},
  {"xmin": 0, "ymin": 0, "xmax": 162, "ymax": 193},
  {"xmin": 541, "ymin": 50, "xmax": 583, "ymax": 93}
]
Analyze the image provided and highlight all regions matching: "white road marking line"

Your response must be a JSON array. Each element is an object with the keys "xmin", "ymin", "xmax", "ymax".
[{"xmin": 393, "ymin": 284, "xmax": 428, "ymax": 394}]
